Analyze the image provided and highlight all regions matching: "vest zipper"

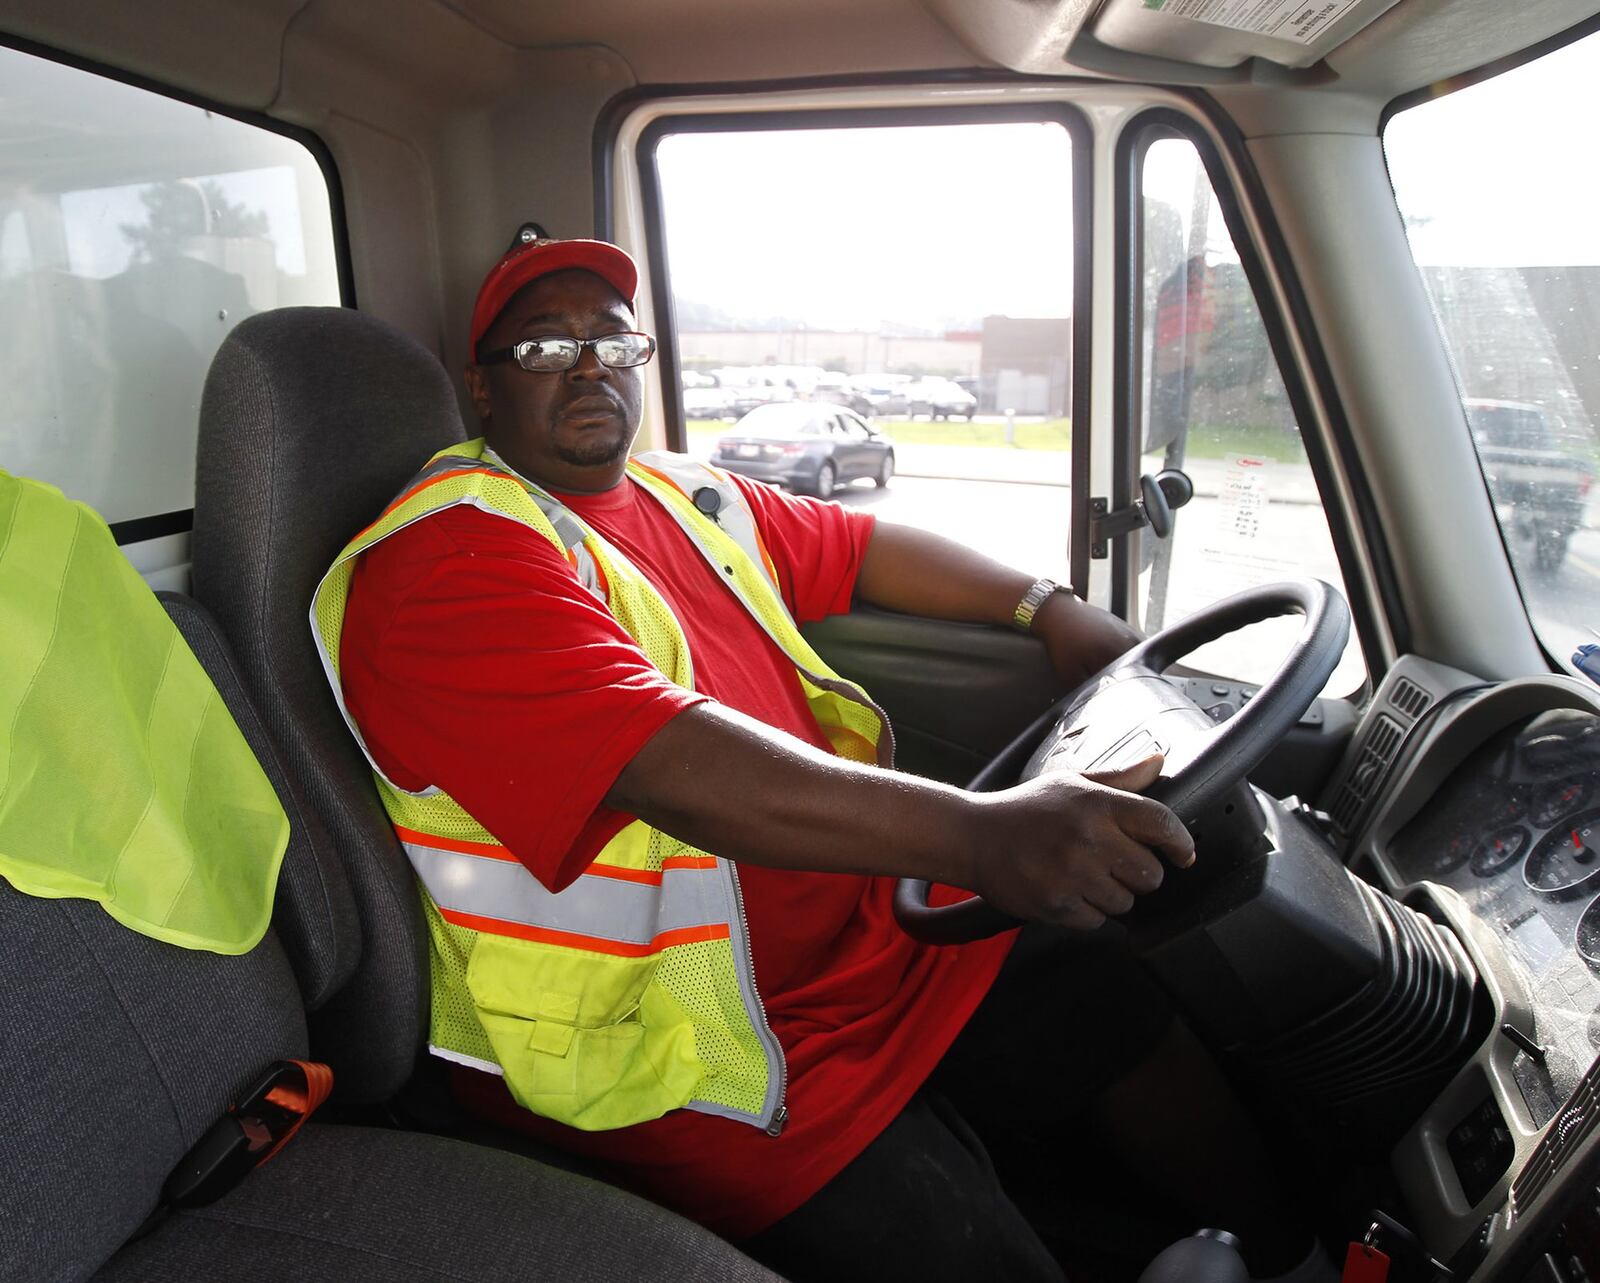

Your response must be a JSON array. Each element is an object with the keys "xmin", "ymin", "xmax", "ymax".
[{"xmin": 724, "ymin": 855, "xmax": 790, "ymax": 1136}]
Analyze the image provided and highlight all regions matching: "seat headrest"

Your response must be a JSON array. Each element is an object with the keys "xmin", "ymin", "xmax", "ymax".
[{"xmin": 196, "ymin": 306, "xmax": 468, "ymax": 597}]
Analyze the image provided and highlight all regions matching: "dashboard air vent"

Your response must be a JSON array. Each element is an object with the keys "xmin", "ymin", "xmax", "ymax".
[
  {"xmin": 1390, "ymin": 677, "xmax": 1433, "ymax": 718},
  {"xmin": 1512, "ymin": 1054, "xmax": 1600, "ymax": 1217},
  {"xmin": 1330, "ymin": 714, "xmax": 1405, "ymax": 833}
]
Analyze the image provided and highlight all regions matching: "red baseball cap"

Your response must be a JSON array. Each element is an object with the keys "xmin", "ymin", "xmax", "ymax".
[{"xmin": 469, "ymin": 237, "xmax": 639, "ymax": 357}]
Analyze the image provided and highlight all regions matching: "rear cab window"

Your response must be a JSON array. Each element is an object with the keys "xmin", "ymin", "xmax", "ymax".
[{"xmin": 0, "ymin": 42, "xmax": 343, "ymax": 572}]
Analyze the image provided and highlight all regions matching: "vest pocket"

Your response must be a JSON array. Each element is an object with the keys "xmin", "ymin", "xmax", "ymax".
[{"xmin": 464, "ymin": 933, "xmax": 703, "ymax": 1131}]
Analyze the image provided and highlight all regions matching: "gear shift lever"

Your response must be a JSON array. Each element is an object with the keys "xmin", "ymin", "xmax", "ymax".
[{"xmin": 1138, "ymin": 1228, "xmax": 1249, "ymax": 1283}]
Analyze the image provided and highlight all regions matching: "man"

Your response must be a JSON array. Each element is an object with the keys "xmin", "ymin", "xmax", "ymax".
[{"xmin": 318, "ymin": 238, "xmax": 1326, "ymax": 1282}]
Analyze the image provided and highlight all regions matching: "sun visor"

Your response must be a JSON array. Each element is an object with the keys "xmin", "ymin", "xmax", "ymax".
[{"xmin": 1090, "ymin": 0, "xmax": 1402, "ymax": 68}]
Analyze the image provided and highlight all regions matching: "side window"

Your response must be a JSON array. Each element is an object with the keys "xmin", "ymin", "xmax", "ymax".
[
  {"xmin": 0, "ymin": 45, "xmax": 341, "ymax": 526},
  {"xmin": 1133, "ymin": 133, "xmax": 1366, "ymax": 695},
  {"xmin": 652, "ymin": 118, "xmax": 1078, "ymax": 583}
]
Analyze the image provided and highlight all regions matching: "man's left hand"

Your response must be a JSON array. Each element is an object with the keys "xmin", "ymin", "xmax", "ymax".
[{"xmin": 1032, "ymin": 591, "xmax": 1143, "ymax": 689}]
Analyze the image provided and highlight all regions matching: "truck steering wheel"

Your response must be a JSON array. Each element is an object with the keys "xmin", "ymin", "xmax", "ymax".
[{"xmin": 894, "ymin": 579, "xmax": 1350, "ymax": 944}]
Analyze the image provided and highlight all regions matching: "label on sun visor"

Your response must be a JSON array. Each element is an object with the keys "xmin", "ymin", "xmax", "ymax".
[{"xmin": 1140, "ymin": 0, "xmax": 1365, "ymax": 44}]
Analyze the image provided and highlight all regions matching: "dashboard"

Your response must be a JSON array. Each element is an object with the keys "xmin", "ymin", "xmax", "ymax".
[{"xmin": 1330, "ymin": 660, "xmax": 1600, "ymax": 1281}]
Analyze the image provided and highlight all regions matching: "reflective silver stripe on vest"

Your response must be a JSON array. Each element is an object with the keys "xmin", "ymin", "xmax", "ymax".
[
  {"xmin": 406, "ymin": 454, "xmax": 500, "ymax": 484},
  {"xmin": 403, "ymin": 841, "xmax": 731, "ymax": 946},
  {"xmin": 477, "ymin": 446, "xmax": 608, "ymax": 597}
]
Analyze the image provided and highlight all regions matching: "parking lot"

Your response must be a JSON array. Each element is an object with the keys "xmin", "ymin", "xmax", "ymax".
[{"xmin": 686, "ymin": 420, "xmax": 1600, "ymax": 694}]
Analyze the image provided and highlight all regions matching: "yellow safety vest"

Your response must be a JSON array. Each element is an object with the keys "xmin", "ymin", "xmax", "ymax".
[
  {"xmin": 312, "ymin": 439, "xmax": 891, "ymax": 1133},
  {"xmin": 0, "ymin": 470, "xmax": 287, "ymax": 954}
]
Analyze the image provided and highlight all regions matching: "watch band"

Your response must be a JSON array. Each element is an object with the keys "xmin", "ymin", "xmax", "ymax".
[{"xmin": 1011, "ymin": 577, "xmax": 1061, "ymax": 633}]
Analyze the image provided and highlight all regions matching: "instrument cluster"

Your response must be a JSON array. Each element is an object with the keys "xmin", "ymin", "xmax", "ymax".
[{"xmin": 1390, "ymin": 709, "xmax": 1600, "ymax": 1123}]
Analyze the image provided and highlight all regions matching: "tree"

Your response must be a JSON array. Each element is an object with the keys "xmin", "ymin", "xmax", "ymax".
[{"xmin": 120, "ymin": 179, "xmax": 269, "ymax": 261}]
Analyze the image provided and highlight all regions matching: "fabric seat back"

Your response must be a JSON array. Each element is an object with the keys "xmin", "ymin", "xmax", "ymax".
[
  {"xmin": 1, "ymin": 592, "xmax": 319, "ymax": 1283},
  {"xmin": 192, "ymin": 306, "xmax": 469, "ymax": 1101},
  {"xmin": 0, "ymin": 884, "xmax": 309, "ymax": 1283},
  {"xmin": 159, "ymin": 592, "xmax": 360, "ymax": 1010}
]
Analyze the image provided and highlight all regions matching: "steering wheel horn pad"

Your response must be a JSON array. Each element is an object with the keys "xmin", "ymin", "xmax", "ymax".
[{"xmin": 894, "ymin": 579, "xmax": 1350, "ymax": 944}]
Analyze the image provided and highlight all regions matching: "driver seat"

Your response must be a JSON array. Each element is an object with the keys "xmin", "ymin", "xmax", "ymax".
[{"xmin": 192, "ymin": 305, "xmax": 458, "ymax": 1104}]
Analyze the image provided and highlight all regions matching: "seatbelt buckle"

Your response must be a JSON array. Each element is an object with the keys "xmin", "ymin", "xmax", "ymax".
[{"xmin": 160, "ymin": 1059, "xmax": 334, "ymax": 1210}]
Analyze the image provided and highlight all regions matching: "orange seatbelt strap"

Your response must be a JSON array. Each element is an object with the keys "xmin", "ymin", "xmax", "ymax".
[{"xmin": 135, "ymin": 1059, "xmax": 334, "ymax": 1239}]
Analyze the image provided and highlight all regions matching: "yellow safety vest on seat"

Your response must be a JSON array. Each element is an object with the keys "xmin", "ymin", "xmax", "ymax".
[
  {"xmin": 0, "ymin": 470, "xmax": 288, "ymax": 953},
  {"xmin": 311, "ymin": 439, "xmax": 891, "ymax": 1133}
]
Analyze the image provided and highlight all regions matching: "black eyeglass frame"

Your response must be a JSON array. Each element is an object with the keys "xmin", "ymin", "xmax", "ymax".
[{"xmin": 476, "ymin": 332, "xmax": 658, "ymax": 372}]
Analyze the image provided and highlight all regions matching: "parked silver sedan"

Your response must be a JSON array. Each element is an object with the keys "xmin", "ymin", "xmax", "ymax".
[{"xmin": 711, "ymin": 402, "xmax": 895, "ymax": 497}]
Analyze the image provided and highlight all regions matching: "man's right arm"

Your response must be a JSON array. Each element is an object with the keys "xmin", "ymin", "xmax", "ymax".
[{"xmin": 606, "ymin": 702, "xmax": 1194, "ymax": 931}]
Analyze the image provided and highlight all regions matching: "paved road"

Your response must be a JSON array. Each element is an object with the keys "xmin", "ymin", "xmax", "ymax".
[
  {"xmin": 824, "ymin": 470, "xmax": 1367, "ymax": 693},
  {"xmin": 688, "ymin": 432, "xmax": 1600, "ymax": 691},
  {"xmin": 1516, "ymin": 526, "xmax": 1600, "ymax": 669}
]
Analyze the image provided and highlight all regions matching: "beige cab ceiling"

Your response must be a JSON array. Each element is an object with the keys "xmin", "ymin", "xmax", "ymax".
[{"xmin": 1, "ymin": 0, "xmax": 1598, "ymax": 140}]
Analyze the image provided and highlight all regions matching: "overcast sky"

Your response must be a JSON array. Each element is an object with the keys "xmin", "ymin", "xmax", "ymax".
[
  {"xmin": 1386, "ymin": 30, "xmax": 1600, "ymax": 267},
  {"xmin": 656, "ymin": 122, "xmax": 1076, "ymax": 332},
  {"xmin": 656, "ymin": 28, "xmax": 1600, "ymax": 332}
]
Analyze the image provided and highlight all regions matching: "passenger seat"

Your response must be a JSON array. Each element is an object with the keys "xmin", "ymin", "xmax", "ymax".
[{"xmin": 0, "ymin": 563, "xmax": 779, "ymax": 1281}]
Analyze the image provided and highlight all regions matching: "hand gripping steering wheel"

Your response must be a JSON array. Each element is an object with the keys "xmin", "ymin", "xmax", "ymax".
[{"xmin": 893, "ymin": 579, "xmax": 1350, "ymax": 944}]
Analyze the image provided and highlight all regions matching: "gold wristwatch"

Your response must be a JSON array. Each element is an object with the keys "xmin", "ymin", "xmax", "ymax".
[{"xmin": 1011, "ymin": 577, "xmax": 1062, "ymax": 633}]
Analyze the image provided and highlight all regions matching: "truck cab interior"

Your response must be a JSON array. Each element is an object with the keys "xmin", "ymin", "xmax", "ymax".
[{"xmin": 6, "ymin": 0, "xmax": 1600, "ymax": 1280}]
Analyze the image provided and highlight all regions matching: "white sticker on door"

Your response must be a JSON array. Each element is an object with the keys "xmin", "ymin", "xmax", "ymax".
[{"xmin": 1141, "ymin": 0, "xmax": 1365, "ymax": 44}]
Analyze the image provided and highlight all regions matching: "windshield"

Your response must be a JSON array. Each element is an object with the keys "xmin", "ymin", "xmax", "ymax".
[
  {"xmin": 1467, "ymin": 402, "xmax": 1557, "ymax": 453},
  {"xmin": 1386, "ymin": 30, "xmax": 1600, "ymax": 675}
]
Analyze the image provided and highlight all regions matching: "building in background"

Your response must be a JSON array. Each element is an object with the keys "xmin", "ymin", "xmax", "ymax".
[
  {"xmin": 676, "ymin": 316, "xmax": 1077, "ymax": 417},
  {"xmin": 978, "ymin": 316, "xmax": 1072, "ymax": 416}
]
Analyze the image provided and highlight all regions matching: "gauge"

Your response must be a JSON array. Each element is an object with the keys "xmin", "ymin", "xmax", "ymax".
[
  {"xmin": 1580, "ymin": 899, "xmax": 1600, "ymax": 972},
  {"xmin": 1471, "ymin": 826, "xmax": 1530, "ymax": 877},
  {"xmin": 1524, "ymin": 811, "xmax": 1600, "ymax": 898},
  {"xmin": 1532, "ymin": 777, "xmax": 1596, "ymax": 827},
  {"xmin": 1488, "ymin": 785, "xmax": 1531, "ymax": 826},
  {"xmin": 1421, "ymin": 830, "xmax": 1474, "ymax": 876}
]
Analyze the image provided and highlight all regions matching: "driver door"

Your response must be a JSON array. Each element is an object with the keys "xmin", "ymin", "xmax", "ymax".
[
  {"xmin": 641, "ymin": 106, "xmax": 1363, "ymax": 795},
  {"xmin": 1113, "ymin": 124, "xmax": 1368, "ymax": 798}
]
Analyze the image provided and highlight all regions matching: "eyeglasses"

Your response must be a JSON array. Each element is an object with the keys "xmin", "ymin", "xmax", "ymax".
[{"xmin": 477, "ymin": 332, "xmax": 657, "ymax": 373}]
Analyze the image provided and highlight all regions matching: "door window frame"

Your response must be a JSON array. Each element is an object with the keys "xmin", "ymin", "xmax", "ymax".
[
  {"xmin": 1112, "ymin": 107, "xmax": 1392, "ymax": 686},
  {"xmin": 628, "ymin": 102, "xmax": 1095, "ymax": 591}
]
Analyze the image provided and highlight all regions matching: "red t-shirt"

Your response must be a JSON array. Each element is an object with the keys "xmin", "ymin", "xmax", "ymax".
[{"xmin": 340, "ymin": 468, "xmax": 1015, "ymax": 1238}]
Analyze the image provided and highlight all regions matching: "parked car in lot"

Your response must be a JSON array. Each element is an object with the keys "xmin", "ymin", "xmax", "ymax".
[
  {"xmin": 708, "ymin": 368, "xmax": 796, "ymax": 418},
  {"xmin": 845, "ymin": 374, "xmax": 911, "ymax": 418},
  {"xmin": 1466, "ymin": 398, "xmax": 1594, "ymax": 573},
  {"xmin": 711, "ymin": 402, "xmax": 894, "ymax": 495},
  {"xmin": 904, "ymin": 377, "xmax": 977, "ymax": 420},
  {"xmin": 809, "ymin": 374, "xmax": 873, "ymax": 416},
  {"xmin": 682, "ymin": 384, "xmax": 736, "ymax": 420}
]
